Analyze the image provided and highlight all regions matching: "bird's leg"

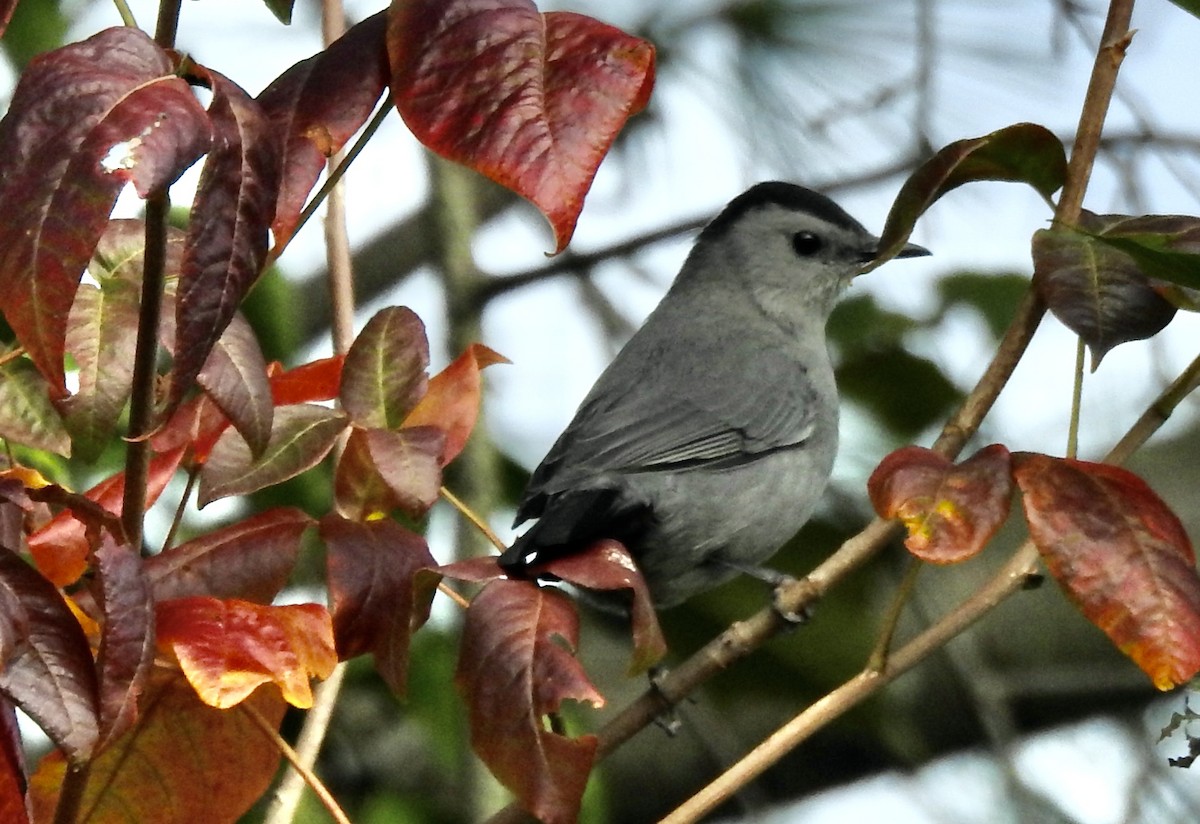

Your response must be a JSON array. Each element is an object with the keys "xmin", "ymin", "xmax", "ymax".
[{"xmin": 720, "ymin": 561, "xmax": 812, "ymax": 625}]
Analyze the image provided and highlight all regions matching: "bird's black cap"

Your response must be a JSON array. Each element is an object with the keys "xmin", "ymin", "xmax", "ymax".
[{"xmin": 697, "ymin": 181, "xmax": 868, "ymax": 243}]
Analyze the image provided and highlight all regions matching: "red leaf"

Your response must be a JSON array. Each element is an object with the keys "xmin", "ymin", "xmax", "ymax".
[
  {"xmin": 146, "ymin": 508, "xmax": 311, "ymax": 604},
  {"xmin": 196, "ymin": 311, "xmax": 274, "ymax": 457},
  {"xmin": 197, "ymin": 404, "xmax": 347, "ymax": 506},
  {"xmin": 269, "ymin": 355, "xmax": 344, "ymax": 405},
  {"xmin": 149, "ymin": 392, "xmax": 230, "ymax": 464},
  {"xmin": 171, "ymin": 65, "xmax": 281, "ymax": 416},
  {"xmin": 0, "ymin": 545, "xmax": 98, "ymax": 763},
  {"xmin": 333, "ymin": 426, "xmax": 444, "ymax": 520},
  {"xmin": 387, "ymin": 0, "xmax": 655, "ymax": 252},
  {"xmin": 456, "ymin": 579, "xmax": 602, "ymax": 824},
  {"xmin": 0, "ymin": 700, "xmax": 28, "ymax": 824},
  {"xmin": 93, "ymin": 537, "xmax": 154, "ymax": 753},
  {"xmin": 156, "ymin": 596, "xmax": 336, "ymax": 709},
  {"xmin": 867, "ymin": 444, "xmax": 1014, "ymax": 563},
  {"xmin": 258, "ymin": 12, "xmax": 389, "ymax": 251},
  {"xmin": 339, "ymin": 306, "xmax": 429, "ymax": 429},
  {"xmin": 28, "ymin": 673, "xmax": 286, "ymax": 824},
  {"xmin": 405, "ymin": 343, "xmax": 509, "ymax": 464},
  {"xmin": 27, "ymin": 445, "xmax": 185, "ymax": 587},
  {"xmin": 320, "ymin": 515, "xmax": 438, "ymax": 694},
  {"xmin": 439, "ymin": 555, "xmax": 508, "ymax": 584},
  {"xmin": 0, "ymin": 29, "xmax": 210, "ymax": 393},
  {"xmin": 1013, "ymin": 453, "xmax": 1200, "ymax": 690}
]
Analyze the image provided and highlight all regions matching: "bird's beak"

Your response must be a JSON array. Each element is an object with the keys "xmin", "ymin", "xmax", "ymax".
[
  {"xmin": 856, "ymin": 239, "xmax": 931, "ymax": 269},
  {"xmin": 895, "ymin": 241, "xmax": 932, "ymax": 259}
]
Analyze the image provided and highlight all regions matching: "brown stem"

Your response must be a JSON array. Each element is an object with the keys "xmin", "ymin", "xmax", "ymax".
[{"xmin": 51, "ymin": 762, "xmax": 91, "ymax": 824}]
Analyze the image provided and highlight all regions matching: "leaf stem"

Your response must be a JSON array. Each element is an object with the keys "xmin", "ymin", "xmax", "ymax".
[
  {"xmin": 153, "ymin": 0, "xmax": 182, "ymax": 47},
  {"xmin": 51, "ymin": 762, "xmax": 91, "ymax": 824},
  {"xmin": 1067, "ymin": 336, "xmax": 1086, "ymax": 458},
  {"xmin": 112, "ymin": 0, "xmax": 138, "ymax": 28},
  {"xmin": 243, "ymin": 694, "xmax": 352, "ymax": 824},
  {"xmin": 440, "ymin": 484, "xmax": 507, "ymax": 553},
  {"xmin": 866, "ymin": 558, "xmax": 923, "ymax": 672}
]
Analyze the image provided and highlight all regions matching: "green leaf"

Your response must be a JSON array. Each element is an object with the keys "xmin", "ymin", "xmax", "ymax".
[
  {"xmin": 1085, "ymin": 213, "xmax": 1200, "ymax": 291},
  {"xmin": 1167, "ymin": 0, "xmax": 1200, "ymax": 20},
  {"xmin": 261, "ymin": 0, "xmax": 295, "ymax": 24},
  {"xmin": 340, "ymin": 307, "xmax": 429, "ymax": 430},
  {"xmin": 0, "ymin": 358, "xmax": 71, "ymax": 455}
]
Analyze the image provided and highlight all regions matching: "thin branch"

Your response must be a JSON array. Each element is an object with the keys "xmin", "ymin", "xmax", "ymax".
[
  {"xmin": 51, "ymin": 763, "xmax": 91, "ymax": 824},
  {"xmin": 441, "ymin": 485, "xmax": 507, "ymax": 553},
  {"xmin": 243, "ymin": 696, "xmax": 353, "ymax": 824}
]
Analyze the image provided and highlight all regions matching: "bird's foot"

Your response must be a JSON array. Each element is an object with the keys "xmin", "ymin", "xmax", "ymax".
[
  {"xmin": 723, "ymin": 562, "xmax": 811, "ymax": 624},
  {"xmin": 647, "ymin": 665, "xmax": 686, "ymax": 736}
]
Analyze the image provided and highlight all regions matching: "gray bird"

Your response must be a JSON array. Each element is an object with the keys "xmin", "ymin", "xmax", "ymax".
[{"xmin": 498, "ymin": 182, "xmax": 928, "ymax": 608}]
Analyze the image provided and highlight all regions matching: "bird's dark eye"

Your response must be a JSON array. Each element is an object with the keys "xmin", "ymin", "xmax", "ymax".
[{"xmin": 791, "ymin": 231, "xmax": 824, "ymax": 257}]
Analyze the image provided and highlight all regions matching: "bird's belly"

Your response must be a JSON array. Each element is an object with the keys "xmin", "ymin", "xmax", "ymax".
[{"xmin": 626, "ymin": 442, "xmax": 835, "ymax": 607}]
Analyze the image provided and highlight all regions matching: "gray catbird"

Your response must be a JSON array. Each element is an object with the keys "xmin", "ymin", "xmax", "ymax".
[{"xmin": 498, "ymin": 182, "xmax": 928, "ymax": 608}]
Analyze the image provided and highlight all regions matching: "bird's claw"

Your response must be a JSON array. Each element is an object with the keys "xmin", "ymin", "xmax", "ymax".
[{"xmin": 648, "ymin": 665, "xmax": 685, "ymax": 736}]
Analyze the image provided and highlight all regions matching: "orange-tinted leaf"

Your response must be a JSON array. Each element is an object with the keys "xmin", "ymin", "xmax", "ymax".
[
  {"xmin": 868, "ymin": 444, "xmax": 1014, "ymax": 563},
  {"xmin": 0, "ymin": 29, "xmax": 211, "ymax": 393},
  {"xmin": 156, "ymin": 597, "xmax": 336, "ymax": 709},
  {"xmin": 388, "ymin": 0, "xmax": 655, "ymax": 253},
  {"xmin": 456, "ymin": 579, "xmax": 602, "ymax": 824},
  {"xmin": 0, "ymin": 357, "xmax": 71, "ymax": 456},
  {"xmin": 340, "ymin": 306, "xmax": 428, "ymax": 429},
  {"xmin": 197, "ymin": 404, "xmax": 347, "ymax": 506},
  {"xmin": 259, "ymin": 12, "xmax": 389, "ymax": 251},
  {"xmin": 405, "ymin": 343, "xmax": 509, "ymax": 464},
  {"xmin": 334, "ymin": 426, "xmax": 444, "ymax": 520},
  {"xmin": 1013, "ymin": 453, "xmax": 1200, "ymax": 690},
  {"xmin": 196, "ymin": 311, "xmax": 273, "ymax": 457},
  {"xmin": 171, "ymin": 65, "xmax": 281, "ymax": 416},
  {"xmin": 269, "ymin": 355, "xmax": 344, "ymax": 405},
  {"xmin": 534, "ymin": 539, "xmax": 666, "ymax": 675},
  {"xmin": 0, "ymin": 700, "xmax": 27, "ymax": 824},
  {"xmin": 150, "ymin": 392, "xmax": 231, "ymax": 464},
  {"xmin": 1034, "ymin": 217, "xmax": 1176, "ymax": 366},
  {"xmin": 93, "ymin": 537, "xmax": 154, "ymax": 752},
  {"xmin": 320, "ymin": 515, "xmax": 438, "ymax": 694},
  {"xmin": 28, "ymin": 672, "xmax": 286, "ymax": 824},
  {"xmin": 27, "ymin": 445, "xmax": 185, "ymax": 586},
  {"xmin": 875, "ymin": 123, "xmax": 1066, "ymax": 265},
  {"xmin": 0, "ymin": 545, "xmax": 98, "ymax": 763},
  {"xmin": 146, "ymin": 508, "xmax": 311, "ymax": 604}
]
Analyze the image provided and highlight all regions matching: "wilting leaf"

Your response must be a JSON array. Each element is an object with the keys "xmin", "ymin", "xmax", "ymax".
[
  {"xmin": 93, "ymin": 537, "xmax": 154, "ymax": 752},
  {"xmin": 0, "ymin": 28, "xmax": 210, "ymax": 393},
  {"xmin": 146, "ymin": 508, "xmax": 311, "ymax": 604},
  {"xmin": 535, "ymin": 540, "xmax": 666, "ymax": 675},
  {"xmin": 171, "ymin": 65, "xmax": 281, "ymax": 416},
  {"xmin": 28, "ymin": 672, "xmax": 286, "ymax": 824},
  {"xmin": 320, "ymin": 515, "xmax": 438, "ymax": 694},
  {"xmin": 1013, "ymin": 453, "xmax": 1200, "ymax": 690},
  {"xmin": 156, "ymin": 597, "xmax": 336, "ymax": 709},
  {"xmin": 0, "ymin": 545, "xmax": 98, "ymax": 763},
  {"xmin": 334, "ymin": 426, "xmax": 444, "ymax": 520},
  {"xmin": 259, "ymin": 12, "xmax": 389, "ymax": 250},
  {"xmin": 340, "ymin": 307, "xmax": 428, "ymax": 429},
  {"xmin": 196, "ymin": 311, "xmax": 273, "ymax": 458},
  {"xmin": 198, "ymin": 404, "xmax": 347, "ymax": 506},
  {"xmin": 27, "ymin": 446, "xmax": 185, "ymax": 587},
  {"xmin": 269, "ymin": 355, "xmax": 344, "ymax": 405},
  {"xmin": 868, "ymin": 444, "xmax": 1014, "ymax": 563},
  {"xmin": 1033, "ymin": 220, "xmax": 1176, "ymax": 365},
  {"xmin": 0, "ymin": 357, "xmax": 71, "ymax": 456},
  {"xmin": 875, "ymin": 123, "xmax": 1066, "ymax": 264},
  {"xmin": 388, "ymin": 0, "xmax": 655, "ymax": 253},
  {"xmin": 405, "ymin": 343, "xmax": 509, "ymax": 464},
  {"xmin": 456, "ymin": 579, "xmax": 603, "ymax": 824}
]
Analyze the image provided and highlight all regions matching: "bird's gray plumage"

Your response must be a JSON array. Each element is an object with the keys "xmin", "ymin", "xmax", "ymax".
[{"xmin": 499, "ymin": 182, "xmax": 927, "ymax": 607}]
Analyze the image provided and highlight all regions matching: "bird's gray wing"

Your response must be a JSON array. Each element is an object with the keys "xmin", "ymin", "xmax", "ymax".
[{"xmin": 518, "ymin": 335, "xmax": 820, "ymax": 519}]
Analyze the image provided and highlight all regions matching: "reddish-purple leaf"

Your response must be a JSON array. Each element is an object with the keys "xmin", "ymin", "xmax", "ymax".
[
  {"xmin": 198, "ymin": 404, "xmax": 347, "ymax": 506},
  {"xmin": 320, "ymin": 515, "xmax": 438, "ymax": 695},
  {"xmin": 875, "ymin": 123, "xmax": 1066, "ymax": 265},
  {"xmin": 146, "ymin": 508, "xmax": 311, "ymax": 604},
  {"xmin": 867, "ymin": 444, "xmax": 1014, "ymax": 563},
  {"xmin": 339, "ymin": 307, "xmax": 429, "ymax": 429},
  {"xmin": 388, "ymin": 0, "xmax": 656, "ymax": 252},
  {"xmin": 334, "ymin": 426, "xmax": 444, "ymax": 520},
  {"xmin": 1013, "ymin": 453, "xmax": 1200, "ymax": 690},
  {"xmin": 171, "ymin": 65, "xmax": 281, "ymax": 416},
  {"xmin": 0, "ymin": 357, "xmax": 71, "ymax": 456},
  {"xmin": 258, "ymin": 12, "xmax": 389, "ymax": 251},
  {"xmin": 93, "ymin": 536, "xmax": 154, "ymax": 753},
  {"xmin": 0, "ymin": 545, "xmax": 98, "ymax": 763},
  {"xmin": 456, "ymin": 579, "xmax": 603, "ymax": 824},
  {"xmin": 0, "ymin": 698, "xmax": 28, "ymax": 824},
  {"xmin": 196, "ymin": 311, "xmax": 274, "ymax": 458},
  {"xmin": 404, "ymin": 343, "xmax": 509, "ymax": 465},
  {"xmin": 534, "ymin": 540, "xmax": 666, "ymax": 675},
  {"xmin": 0, "ymin": 28, "xmax": 210, "ymax": 393}
]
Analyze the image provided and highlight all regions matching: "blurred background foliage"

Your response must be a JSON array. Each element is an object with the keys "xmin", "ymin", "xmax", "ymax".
[{"xmin": 5, "ymin": 0, "xmax": 1200, "ymax": 822}]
